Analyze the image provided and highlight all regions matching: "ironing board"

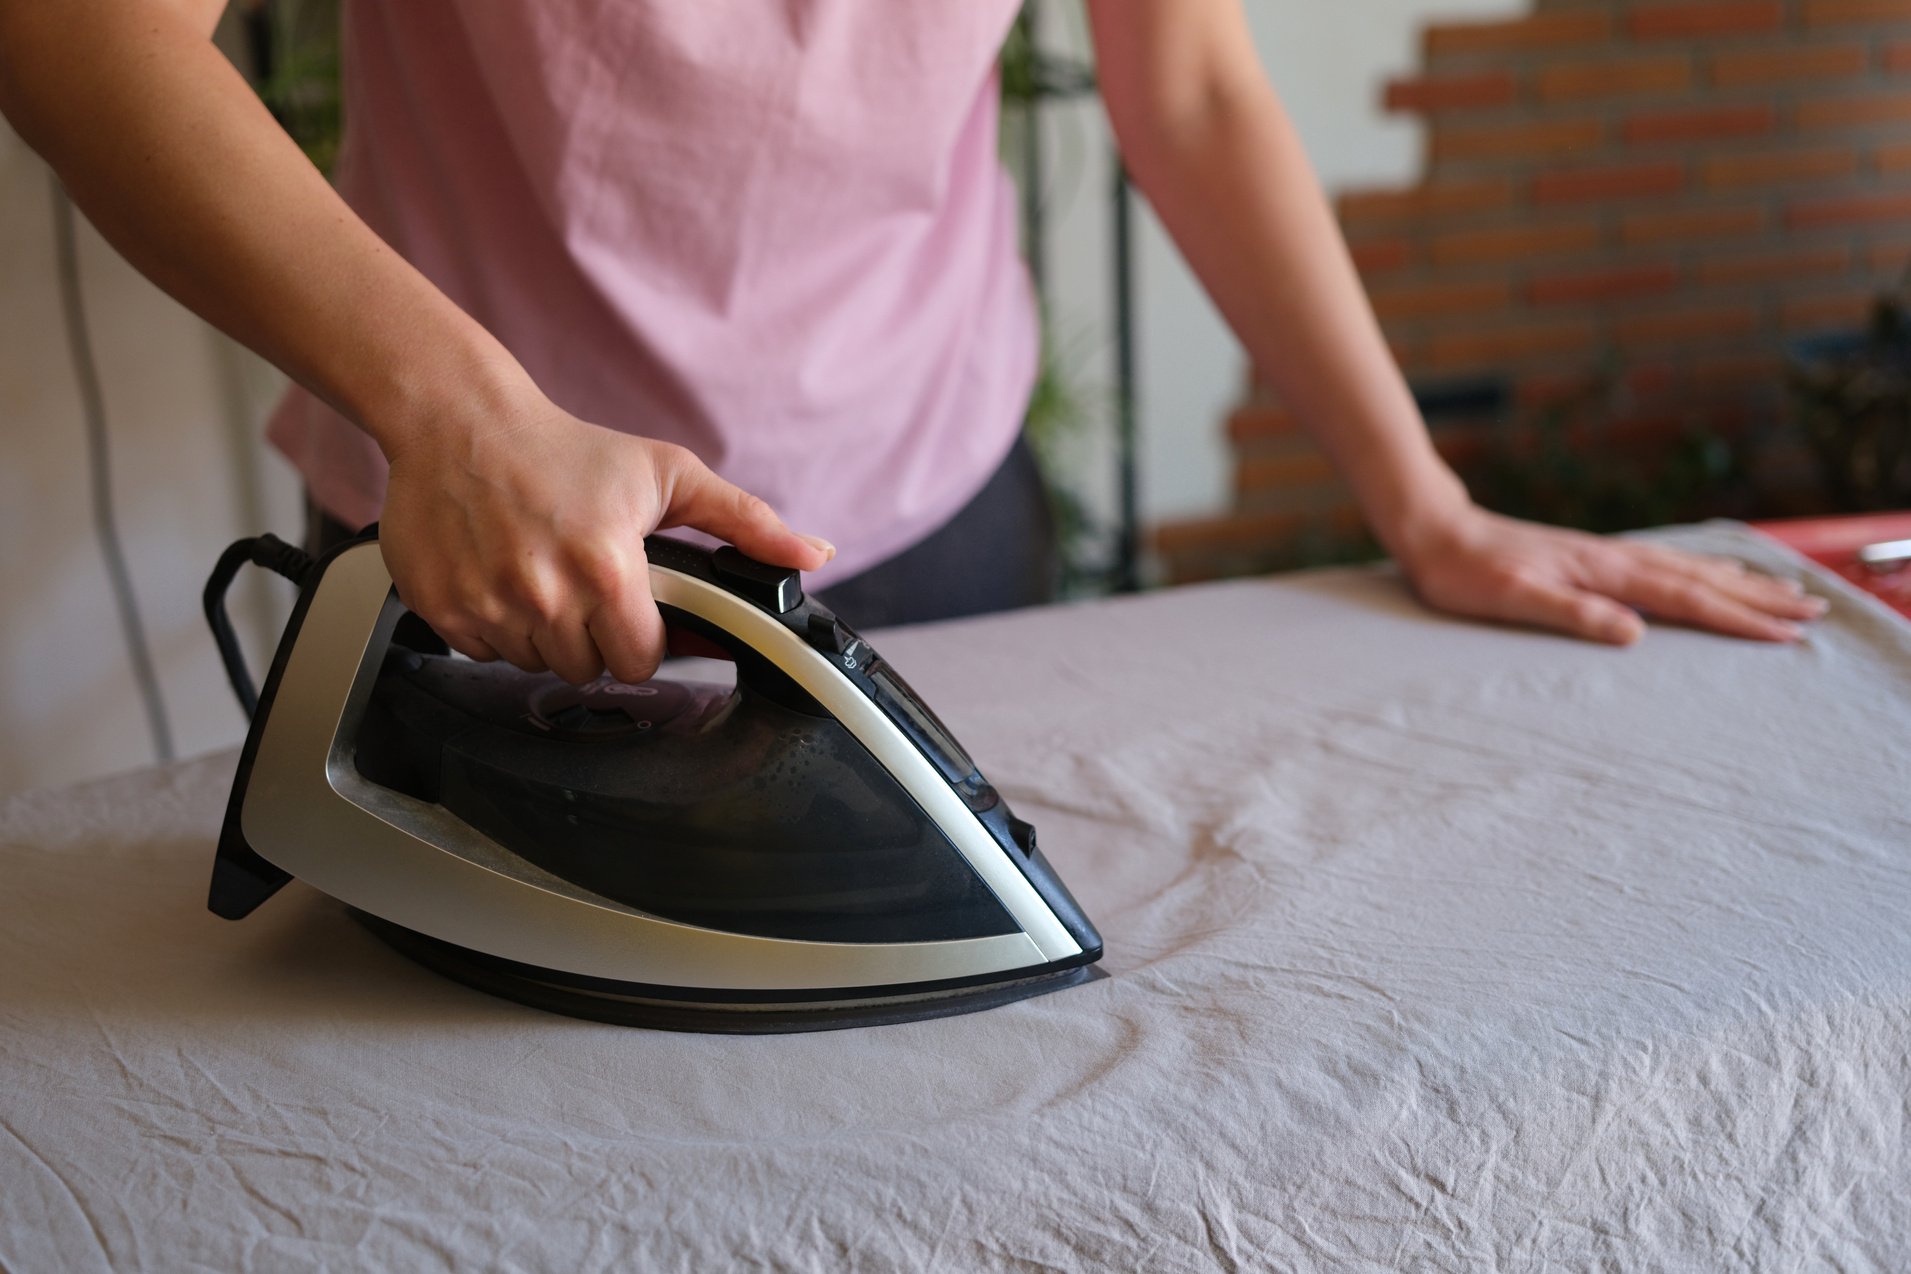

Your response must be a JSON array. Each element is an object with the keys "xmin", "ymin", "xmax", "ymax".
[{"xmin": 4, "ymin": 522, "xmax": 1908, "ymax": 1271}]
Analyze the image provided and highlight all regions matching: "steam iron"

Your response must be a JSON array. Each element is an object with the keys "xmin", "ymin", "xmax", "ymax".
[{"xmin": 202, "ymin": 529, "xmax": 1103, "ymax": 1032}]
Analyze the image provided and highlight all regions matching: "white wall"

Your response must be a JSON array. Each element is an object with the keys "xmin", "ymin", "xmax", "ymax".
[
  {"xmin": 0, "ymin": 120, "xmax": 300, "ymax": 797},
  {"xmin": 1033, "ymin": 0, "xmax": 1525, "ymax": 528},
  {"xmin": 0, "ymin": 0, "xmax": 1524, "ymax": 796}
]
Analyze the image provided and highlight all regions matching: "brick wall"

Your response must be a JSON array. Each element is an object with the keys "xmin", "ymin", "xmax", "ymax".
[{"xmin": 1154, "ymin": 0, "xmax": 1911, "ymax": 585}]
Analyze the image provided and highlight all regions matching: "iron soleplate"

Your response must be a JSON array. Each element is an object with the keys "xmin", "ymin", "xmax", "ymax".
[{"xmin": 353, "ymin": 910, "xmax": 1104, "ymax": 1033}]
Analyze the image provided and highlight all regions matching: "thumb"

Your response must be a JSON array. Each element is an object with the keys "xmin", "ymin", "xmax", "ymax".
[{"xmin": 655, "ymin": 446, "xmax": 834, "ymax": 571}]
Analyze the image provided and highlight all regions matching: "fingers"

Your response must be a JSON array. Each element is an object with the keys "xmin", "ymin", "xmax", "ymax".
[
  {"xmin": 585, "ymin": 564, "xmax": 669, "ymax": 686},
  {"xmin": 1499, "ymin": 573, "xmax": 1647, "ymax": 646},
  {"xmin": 478, "ymin": 537, "xmax": 667, "ymax": 686},
  {"xmin": 438, "ymin": 631, "xmax": 504, "ymax": 664},
  {"xmin": 1622, "ymin": 545, "xmax": 1827, "ymax": 623},
  {"xmin": 399, "ymin": 542, "xmax": 668, "ymax": 685},
  {"xmin": 475, "ymin": 628, "xmax": 550, "ymax": 674},
  {"xmin": 529, "ymin": 624, "xmax": 606, "ymax": 686},
  {"xmin": 384, "ymin": 436, "xmax": 826, "ymax": 686},
  {"xmin": 655, "ymin": 446, "xmax": 834, "ymax": 571},
  {"xmin": 427, "ymin": 605, "xmax": 551, "ymax": 674},
  {"xmin": 1602, "ymin": 567, "xmax": 1805, "ymax": 643},
  {"xmin": 1704, "ymin": 571, "xmax": 1827, "ymax": 623},
  {"xmin": 406, "ymin": 574, "xmax": 599, "ymax": 683},
  {"xmin": 392, "ymin": 582, "xmax": 519, "ymax": 665}
]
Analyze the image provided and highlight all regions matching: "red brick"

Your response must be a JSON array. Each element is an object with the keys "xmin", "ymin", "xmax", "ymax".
[
  {"xmin": 1712, "ymin": 44, "xmax": 1870, "ymax": 87},
  {"xmin": 1780, "ymin": 288, "xmax": 1889, "ymax": 332},
  {"xmin": 1429, "ymin": 219, "xmax": 1604, "ymax": 266},
  {"xmin": 1697, "ymin": 244, "xmax": 1854, "ymax": 285},
  {"xmin": 1433, "ymin": 117, "xmax": 1607, "ymax": 164},
  {"xmin": 1797, "ymin": 93, "xmax": 1911, "ymax": 129},
  {"xmin": 1627, "ymin": 362, "xmax": 1684, "ymax": 401},
  {"xmin": 1152, "ymin": 511, "xmax": 1309, "ymax": 556},
  {"xmin": 1528, "ymin": 262, "xmax": 1681, "ymax": 306},
  {"xmin": 1532, "ymin": 160, "xmax": 1686, "ymax": 205},
  {"xmin": 1537, "ymin": 57, "xmax": 1692, "ymax": 104},
  {"xmin": 1226, "ymin": 405, "xmax": 1300, "ymax": 444},
  {"xmin": 1624, "ymin": 104, "xmax": 1777, "ymax": 145},
  {"xmin": 1804, "ymin": 0, "xmax": 1911, "ymax": 28},
  {"xmin": 1367, "ymin": 278, "xmax": 1515, "ymax": 322},
  {"xmin": 1745, "ymin": 442, "xmax": 1826, "ymax": 506},
  {"xmin": 1571, "ymin": 412, "xmax": 1741, "ymax": 454},
  {"xmin": 1887, "ymin": 41, "xmax": 1911, "ymax": 72},
  {"xmin": 1614, "ymin": 304, "xmax": 1759, "ymax": 349},
  {"xmin": 1701, "ymin": 146, "xmax": 1858, "ymax": 189},
  {"xmin": 1421, "ymin": 318, "xmax": 1602, "ymax": 371},
  {"xmin": 1426, "ymin": 11, "xmax": 1614, "ymax": 58},
  {"xmin": 1385, "ymin": 71, "xmax": 1519, "ymax": 114},
  {"xmin": 1349, "ymin": 238, "xmax": 1413, "ymax": 275},
  {"xmin": 1878, "ymin": 142, "xmax": 1911, "ymax": 174},
  {"xmin": 1867, "ymin": 236, "xmax": 1911, "ymax": 272},
  {"xmin": 1786, "ymin": 190, "xmax": 1911, "ymax": 229},
  {"xmin": 1630, "ymin": 0, "xmax": 1785, "ymax": 39},
  {"xmin": 1236, "ymin": 448, "xmax": 1340, "ymax": 496},
  {"xmin": 1337, "ymin": 179, "xmax": 1516, "ymax": 227},
  {"xmin": 1468, "ymin": 412, "xmax": 1713, "ymax": 463},
  {"xmin": 1431, "ymin": 422, "xmax": 1498, "ymax": 471},
  {"xmin": 1690, "ymin": 350, "xmax": 1786, "ymax": 391},
  {"xmin": 1516, "ymin": 371, "xmax": 1602, "ymax": 410},
  {"xmin": 1158, "ymin": 556, "xmax": 1221, "ymax": 587},
  {"xmin": 1621, "ymin": 205, "xmax": 1767, "ymax": 245}
]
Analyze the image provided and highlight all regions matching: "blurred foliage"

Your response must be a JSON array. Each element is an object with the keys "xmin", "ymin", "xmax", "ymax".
[
  {"xmin": 1000, "ymin": 5, "xmax": 1116, "ymax": 594},
  {"xmin": 251, "ymin": 0, "xmax": 343, "ymax": 176},
  {"xmin": 1231, "ymin": 357, "xmax": 1754, "ymax": 578},
  {"xmin": 1268, "ymin": 524, "xmax": 1383, "ymax": 574},
  {"xmin": 1022, "ymin": 321, "xmax": 1120, "ymax": 595},
  {"xmin": 1000, "ymin": 11, "xmax": 1098, "ymax": 105},
  {"xmin": 1788, "ymin": 279, "xmax": 1911, "ymax": 512},
  {"xmin": 1470, "ymin": 361, "xmax": 1748, "ymax": 535},
  {"xmin": 1001, "ymin": 13, "xmax": 1040, "ymax": 106}
]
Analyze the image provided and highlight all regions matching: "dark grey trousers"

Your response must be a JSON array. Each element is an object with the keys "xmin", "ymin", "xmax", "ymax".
[{"xmin": 305, "ymin": 436, "xmax": 1056, "ymax": 630}]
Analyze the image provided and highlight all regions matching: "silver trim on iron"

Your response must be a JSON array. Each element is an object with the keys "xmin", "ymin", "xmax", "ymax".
[{"xmin": 239, "ymin": 542, "xmax": 1078, "ymax": 992}]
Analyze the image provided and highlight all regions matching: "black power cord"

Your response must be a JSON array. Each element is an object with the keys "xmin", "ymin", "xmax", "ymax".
[
  {"xmin": 50, "ymin": 177, "xmax": 178, "ymax": 765},
  {"xmin": 203, "ymin": 533, "xmax": 314, "ymax": 719}
]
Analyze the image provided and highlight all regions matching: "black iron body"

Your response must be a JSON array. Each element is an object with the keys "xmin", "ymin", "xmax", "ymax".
[{"xmin": 204, "ymin": 530, "xmax": 1103, "ymax": 1032}]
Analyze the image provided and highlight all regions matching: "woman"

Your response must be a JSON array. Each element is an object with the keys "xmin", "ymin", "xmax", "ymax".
[{"xmin": 0, "ymin": 0, "xmax": 1824, "ymax": 686}]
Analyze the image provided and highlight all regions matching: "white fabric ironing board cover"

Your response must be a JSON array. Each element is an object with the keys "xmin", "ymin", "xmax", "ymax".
[{"xmin": 3, "ymin": 523, "xmax": 1908, "ymax": 1271}]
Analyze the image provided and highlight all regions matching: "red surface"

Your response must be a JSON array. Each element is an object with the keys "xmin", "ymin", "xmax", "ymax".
[{"xmin": 1751, "ymin": 511, "xmax": 1911, "ymax": 619}]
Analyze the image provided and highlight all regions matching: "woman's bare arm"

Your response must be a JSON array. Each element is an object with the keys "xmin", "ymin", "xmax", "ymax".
[
  {"xmin": 0, "ymin": 0, "xmax": 829, "ymax": 682},
  {"xmin": 1085, "ymin": 0, "xmax": 1823, "ymax": 644}
]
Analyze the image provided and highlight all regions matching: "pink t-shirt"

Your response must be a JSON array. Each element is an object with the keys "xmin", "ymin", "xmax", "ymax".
[{"xmin": 268, "ymin": 1, "xmax": 1038, "ymax": 584}]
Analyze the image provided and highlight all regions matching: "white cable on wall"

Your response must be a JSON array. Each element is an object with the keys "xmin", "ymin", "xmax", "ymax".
[{"xmin": 50, "ymin": 176, "xmax": 177, "ymax": 765}]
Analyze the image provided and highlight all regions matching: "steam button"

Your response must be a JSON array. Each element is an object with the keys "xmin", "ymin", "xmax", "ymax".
[
  {"xmin": 960, "ymin": 779, "xmax": 1000, "ymax": 813},
  {"xmin": 805, "ymin": 613, "xmax": 871, "ymax": 669},
  {"xmin": 711, "ymin": 547, "xmax": 803, "ymax": 614},
  {"xmin": 807, "ymin": 612, "xmax": 847, "ymax": 651}
]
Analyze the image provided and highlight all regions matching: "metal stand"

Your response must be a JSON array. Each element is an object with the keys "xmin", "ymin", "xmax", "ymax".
[{"xmin": 1009, "ymin": 6, "xmax": 1140, "ymax": 592}]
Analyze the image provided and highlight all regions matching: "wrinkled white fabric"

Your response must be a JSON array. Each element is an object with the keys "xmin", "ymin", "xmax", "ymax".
[{"xmin": 4, "ymin": 524, "xmax": 1908, "ymax": 1272}]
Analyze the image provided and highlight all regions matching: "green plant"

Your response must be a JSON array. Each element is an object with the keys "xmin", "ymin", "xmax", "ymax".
[
  {"xmin": 1000, "ymin": 5, "xmax": 1115, "ymax": 594},
  {"xmin": 252, "ymin": 0, "xmax": 343, "ymax": 176},
  {"xmin": 1788, "ymin": 277, "xmax": 1911, "ymax": 512},
  {"xmin": 1021, "ymin": 318, "xmax": 1120, "ymax": 595},
  {"xmin": 1468, "ymin": 360, "xmax": 1745, "ymax": 534}
]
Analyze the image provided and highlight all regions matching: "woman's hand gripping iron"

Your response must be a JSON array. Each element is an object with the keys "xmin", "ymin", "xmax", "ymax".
[{"xmin": 202, "ymin": 527, "xmax": 1104, "ymax": 1031}]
